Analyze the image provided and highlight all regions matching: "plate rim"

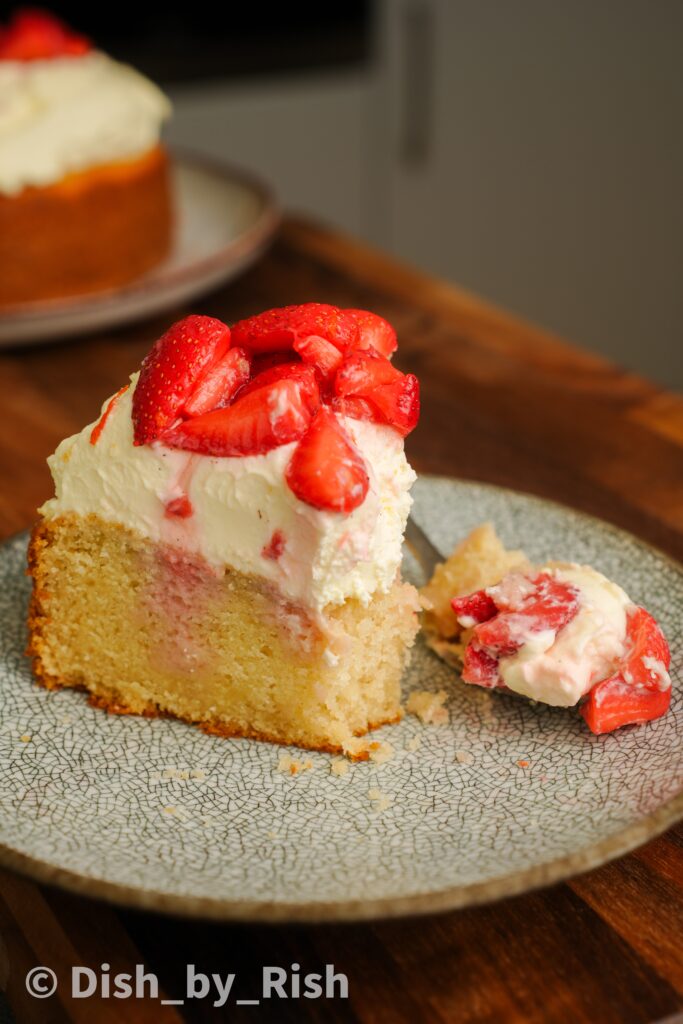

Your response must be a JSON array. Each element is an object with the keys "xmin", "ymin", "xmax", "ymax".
[
  {"xmin": 1, "ymin": 475, "xmax": 682, "ymax": 923},
  {"xmin": 0, "ymin": 149, "xmax": 281, "ymax": 338}
]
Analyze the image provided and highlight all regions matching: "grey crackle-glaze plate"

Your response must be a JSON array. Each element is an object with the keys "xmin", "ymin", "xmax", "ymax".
[{"xmin": 0, "ymin": 478, "xmax": 682, "ymax": 922}]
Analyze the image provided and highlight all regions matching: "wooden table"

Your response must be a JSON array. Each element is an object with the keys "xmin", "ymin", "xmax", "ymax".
[{"xmin": 0, "ymin": 217, "xmax": 681, "ymax": 1024}]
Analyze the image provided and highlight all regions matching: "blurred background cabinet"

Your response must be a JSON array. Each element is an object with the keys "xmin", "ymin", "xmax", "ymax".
[{"xmin": 80, "ymin": 0, "xmax": 683, "ymax": 386}]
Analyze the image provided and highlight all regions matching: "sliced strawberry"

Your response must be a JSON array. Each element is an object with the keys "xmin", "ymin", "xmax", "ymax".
[
  {"xmin": 239, "ymin": 362, "xmax": 320, "ymax": 411},
  {"xmin": 250, "ymin": 351, "xmax": 298, "ymax": 376},
  {"xmin": 364, "ymin": 374, "xmax": 420, "ymax": 437},
  {"xmin": 0, "ymin": 10, "xmax": 90, "ymax": 60},
  {"xmin": 231, "ymin": 303, "xmax": 359, "ymax": 354},
  {"xmin": 580, "ymin": 606, "xmax": 672, "ymax": 734},
  {"xmin": 462, "ymin": 645, "xmax": 502, "ymax": 688},
  {"xmin": 132, "ymin": 316, "xmax": 231, "ymax": 445},
  {"xmin": 162, "ymin": 377, "xmax": 314, "ymax": 457},
  {"xmin": 333, "ymin": 350, "xmax": 420, "ymax": 436},
  {"xmin": 182, "ymin": 348, "xmax": 251, "ymax": 417},
  {"xmin": 330, "ymin": 395, "xmax": 379, "ymax": 423},
  {"xmin": 286, "ymin": 408, "xmax": 369, "ymax": 513},
  {"xmin": 475, "ymin": 573, "xmax": 580, "ymax": 656},
  {"xmin": 334, "ymin": 349, "xmax": 402, "ymax": 397},
  {"xmin": 293, "ymin": 334, "xmax": 343, "ymax": 380},
  {"xmin": 343, "ymin": 309, "xmax": 397, "ymax": 357},
  {"xmin": 451, "ymin": 590, "xmax": 498, "ymax": 627}
]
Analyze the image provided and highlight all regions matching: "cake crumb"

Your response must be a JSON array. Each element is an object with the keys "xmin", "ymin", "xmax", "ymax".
[
  {"xmin": 277, "ymin": 754, "xmax": 313, "ymax": 776},
  {"xmin": 163, "ymin": 805, "xmax": 177, "ymax": 815},
  {"xmin": 406, "ymin": 736, "xmax": 421, "ymax": 752},
  {"xmin": 368, "ymin": 789, "xmax": 393, "ymax": 812},
  {"xmin": 407, "ymin": 690, "xmax": 449, "ymax": 725},
  {"xmin": 455, "ymin": 749, "xmax": 475, "ymax": 765},
  {"xmin": 19, "ymin": 735, "xmax": 31, "ymax": 743},
  {"xmin": 330, "ymin": 758, "xmax": 350, "ymax": 776},
  {"xmin": 267, "ymin": 830, "xmax": 279, "ymax": 840},
  {"xmin": 190, "ymin": 768, "xmax": 206, "ymax": 780},
  {"xmin": 368, "ymin": 741, "xmax": 394, "ymax": 765}
]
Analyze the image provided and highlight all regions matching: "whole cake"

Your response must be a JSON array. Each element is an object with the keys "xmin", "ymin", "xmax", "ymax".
[
  {"xmin": 27, "ymin": 304, "xmax": 421, "ymax": 755},
  {"xmin": 0, "ymin": 9, "xmax": 172, "ymax": 307}
]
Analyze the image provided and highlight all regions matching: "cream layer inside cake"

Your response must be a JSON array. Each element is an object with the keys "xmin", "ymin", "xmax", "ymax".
[
  {"xmin": 0, "ymin": 52, "xmax": 171, "ymax": 196},
  {"xmin": 41, "ymin": 376, "xmax": 417, "ymax": 614}
]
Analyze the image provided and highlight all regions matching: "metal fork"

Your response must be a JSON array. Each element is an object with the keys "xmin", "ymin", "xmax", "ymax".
[{"xmin": 404, "ymin": 515, "xmax": 444, "ymax": 580}]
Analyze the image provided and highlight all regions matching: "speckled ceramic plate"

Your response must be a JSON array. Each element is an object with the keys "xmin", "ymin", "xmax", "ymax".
[
  {"xmin": 0, "ymin": 478, "xmax": 681, "ymax": 922},
  {"xmin": 0, "ymin": 152, "xmax": 280, "ymax": 347}
]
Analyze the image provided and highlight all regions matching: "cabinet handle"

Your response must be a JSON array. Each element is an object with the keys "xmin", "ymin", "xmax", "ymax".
[{"xmin": 399, "ymin": 0, "xmax": 435, "ymax": 167}]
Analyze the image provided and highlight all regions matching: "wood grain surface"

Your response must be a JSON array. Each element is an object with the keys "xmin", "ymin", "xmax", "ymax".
[{"xmin": 0, "ymin": 216, "xmax": 681, "ymax": 1024}]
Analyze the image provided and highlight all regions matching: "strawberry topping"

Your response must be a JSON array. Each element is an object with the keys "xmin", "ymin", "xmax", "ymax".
[
  {"xmin": 131, "ymin": 305, "xmax": 417, "ymax": 512},
  {"xmin": 579, "ymin": 606, "xmax": 671, "ymax": 734},
  {"xmin": 182, "ymin": 348, "xmax": 251, "ymax": 418},
  {"xmin": 238, "ymin": 362, "xmax": 320, "ymax": 408},
  {"xmin": 162, "ymin": 376, "xmax": 316, "ymax": 457},
  {"xmin": 474, "ymin": 573, "xmax": 580, "ymax": 657},
  {"xmin": 333, "ymin": 349, "xmax": 420, "ymax": 437},
  {"xmin": 132, "ymin": 316, "xmax": 231, "ymax": 445},
  {"xmin": 293, "ymin": 334, "xmax": 343, "ymax": 381},
  {"xmin": 286, "ymin": 408, "xmax": 369, "ymax": 513},
  {"xmin": 231, "ymin": 303, "xmax": 358, "ymax": 354},
  {"xmin": 343, "ymin": 309, "xmax": 398, "ymax": 357},
  {"xmin": 334, "ymin": 349, "xmax": 402, "ymax": 396},
  {"xmin": 0, "ymin": 9, "xmax": 91, "ymax": 60}
]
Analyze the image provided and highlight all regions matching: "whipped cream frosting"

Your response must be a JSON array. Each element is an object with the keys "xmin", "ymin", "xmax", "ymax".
[
  {"xmin": 0, "ymin": 52, "xmax": 171, "ymax": 195},
  {"xmin": 40, "ymin": 375, "xmax": 416, "ymax": 613},
  {"xmin": 494, "ymin": 564, "xmax": 632, "ymax": 706}
]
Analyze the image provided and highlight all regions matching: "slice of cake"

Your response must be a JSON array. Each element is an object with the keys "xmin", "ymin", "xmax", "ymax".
[
  {"xmin": 27, "ymin": 305, "xmax": 421, "ymax": 756},
  {"xmin": 422, "ymin": 526, "xmax": 672, "ymax": 733},
  {"xmin": 0, "ymin": 9, "xmax": 172, "ymax": 307}
]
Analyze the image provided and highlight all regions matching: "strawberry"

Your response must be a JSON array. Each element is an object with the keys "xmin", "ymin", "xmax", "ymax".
[
  {"xmin": 132, "ymin": 316, "xmax": 231, "ymax": 445},
  {"xmin": 343, "ymin": 309, "xmax": 397, "ymax": 357},
  {"xmin": 293, "ymin": 334, "xmax": 343, "ymax": 380},
  {"xmin": 475, "ymin": 573, "xmax": 580, "ymax": 656},
  {"xmin": 231, "ymin": 303, "xmax": 358, "ymax": 354},
  {"xmin": 163, "ymin": 376, "xmax": 315, "ymax": 457},
  {"xmin": 239, "ymin": 362, "xmax": 320, "ymax": 411},
  {"xmin": 0, "ymin": 9, "xmax": 90, "ymax": 60},
  {"xmin": 333, "ymin": 351, "xmax": 420, "ymax": 437},
  {"xmin": 334, "ymin": 349, "xmax": 402, "ymax": 397},
  {"xmin": 330, "ymin": 395, "xmax": 379, "ymax": 423},
  {"xmin": 462, "ymin": 644, "xmax": 502, "ymax": 688},
  {"xmin": 458, "ymin": 573, "xmax": 580, "ymax": 685},
  {"xmin": 250, "ymin": 351, "xmax": 298, "ymax": 376},
  {"xmin": 451, "ymin": 590, "xmax": 498, "ymax": 627},
  {"xmin": 580, "ymin": 606, "xmax": 672, "ymax": 734},
  {"xmin": 182, "ymin": 347, "xmax": 251, "ymax": 417},
  {"xmin": 286, "ymin": 408, "xmax": 369, "ymax": 513},
  {"xmin": 363, "ymin": 374, "xmax": 420, "ymax": 437}
]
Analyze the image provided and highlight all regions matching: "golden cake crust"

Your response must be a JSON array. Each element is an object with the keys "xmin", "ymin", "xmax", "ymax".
[{"xmin": 0, "ymin": 145, "xmax": 172, "ymax": 308}]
